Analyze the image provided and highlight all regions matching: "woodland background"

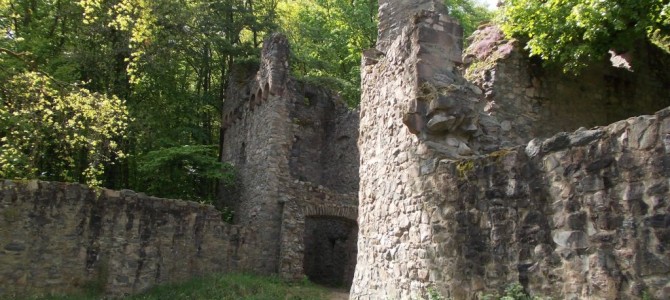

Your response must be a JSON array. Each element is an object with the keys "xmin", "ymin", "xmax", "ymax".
[{"xmin": 1, "ymin": 0, "xmax": 667, "ymax": 204}]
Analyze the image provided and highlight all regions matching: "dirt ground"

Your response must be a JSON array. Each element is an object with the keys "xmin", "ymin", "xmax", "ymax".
[{"xmin": 325, "ymin": 287, "xmax": 350, "ymax": 300}]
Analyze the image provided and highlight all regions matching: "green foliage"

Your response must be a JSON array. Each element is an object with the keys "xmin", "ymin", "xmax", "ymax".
[
  {"xmin": 427, "ymin": 287, "xmax": 445, "ymax": 300},
  {"xmin": 220, "ymin": 206, "xmax": 235, "ymax": 224},
  {"xmin": 0, "ymin": 72, "xmax": 129, "ymax": 186},
  {"xmin": 0, "ymin": 0, "xmax": 270, "ymax": 195},
  {"xmin": 456, "ymin": 160, "xmax": 475, "ymax": 178},
  {"xmin": 278, "ymin": 0, "xmax": 377, "ymax": 107},
  {"xmin": 136, "ymin": 145, "xmax": 235, "ymax": 203},
  {"xmin": 27, "ymin": 273, "xmax": 327, "ymax": 300},
  {"xmin": 642, "ymin": 290, "xmax": 655, "ymax": 300},
  {"xmin": 499, "ymin": 0, "xmax": 670, "ymax": 72},
  {"xmin": 445, "ymin": 0, "xmax": 494, "ymax": 39},
  {"xmin": 131, "ymin": 273, "xmax": 327, "ymax": 300},
  {"xmin": 277, "ymin": 0, "xmax": 492, "ymax": 106},
  {"xmin": 480, "ymin": 283, "xmax": 547, "ymax": 300},
  {"xmin": 298, "ymin": 75, "xmax": 360, "ymax": 107},
  {"xmin": 500, "ymin": 283, "xmax": 533, "ymax": 300}
]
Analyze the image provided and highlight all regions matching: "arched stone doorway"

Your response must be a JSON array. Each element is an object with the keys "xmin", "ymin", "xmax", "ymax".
[{"xmin": 303, "ymin": 216, "xmax": 358, "ymax": 288}]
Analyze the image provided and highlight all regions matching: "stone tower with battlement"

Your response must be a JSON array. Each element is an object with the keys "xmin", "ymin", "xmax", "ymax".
[{"xmin": 219, "ymin": 33, "xmax": 360, "ymax": 286}]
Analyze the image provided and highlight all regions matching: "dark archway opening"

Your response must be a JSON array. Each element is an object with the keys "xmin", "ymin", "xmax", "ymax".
[{"xmin": 303, "ymin": 216, "xmax": 358, "ymax": 288}]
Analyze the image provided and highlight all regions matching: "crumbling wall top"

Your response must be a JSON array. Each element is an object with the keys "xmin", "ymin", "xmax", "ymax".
[
  {"xmin": 376, "ymin": 0, "xmax": 448, "ymax": 52},
  {"xmin": 259, "ymin": 33, "xmax": 290, "ymax": 96},
  {"xmin": 222, "ymin": 33, "xmax": 290, "ymax": 129}
]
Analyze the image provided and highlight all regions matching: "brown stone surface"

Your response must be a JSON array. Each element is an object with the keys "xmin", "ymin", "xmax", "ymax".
[{"xmin": 0, "ymin": 180, "xmax": 239, "ymax": 297}]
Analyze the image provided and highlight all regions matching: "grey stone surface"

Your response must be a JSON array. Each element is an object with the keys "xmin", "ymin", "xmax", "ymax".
[
  {"xmin": 464, "ymin": 25, "xmax": 670, "ymax": 148},
  {"xmin": 353, "ymin": 3, "xmax": 670, "ymax": 300},
  {"xmin": 219, "ymin": 34, "xmax": 359, "ymax": 282},
  {"xmin": 4, "ymin": 5, "xmax": 670, "ymax": 300},
  {"xmin": 0, "ymin": 180, "xmax": 240, "ymax": 297},
  {"xmin": 354, "ymin": 105, "xmax": 670, "ymax": 299}
]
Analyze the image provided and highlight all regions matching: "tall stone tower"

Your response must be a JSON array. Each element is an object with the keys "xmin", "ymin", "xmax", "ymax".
[
  {"xmin": 220, "ymin": 34, "xmax": 360, "ymax": 285},
  {"xmin": 352, "ymin": 1, "xmax": 473, "ymax": 298}
]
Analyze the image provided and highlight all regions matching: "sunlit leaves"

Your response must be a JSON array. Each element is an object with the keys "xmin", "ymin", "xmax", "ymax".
[
  {"xmin": 277, "ymin": 0, "xmax": 376, "ymax": 106},
  {"xmin": 79, "ymin": 0, "xmax": 104, "ymax": 24},
  {"xmin": 0, "ymin": 72, "xmax": 130, "ymax": 186},
  {"xmin": 499, "ymin": 0, "xmax": 670, "ymax": 72},
  {"xmin": 445, "ymin": 0, "xmax": 494, "ymax": 39}
]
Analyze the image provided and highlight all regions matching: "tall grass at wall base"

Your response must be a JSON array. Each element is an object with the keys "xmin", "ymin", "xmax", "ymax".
[{"xmin": 24, "ymin": 273, "xmax": 328, "ymax": 300}]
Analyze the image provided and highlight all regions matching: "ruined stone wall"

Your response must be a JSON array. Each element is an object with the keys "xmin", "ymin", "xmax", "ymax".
[
  {"xmin": 288, "ymin": 84, "xmax": 360, "ymax": 194},
  {"xmin": 464, "ymin": 25, "xmax": 670, "ymax": 147},
  {"xmin": 354, "ymin": 106, "xmax": 670, "ymax": 299},
  {"xmin": 220, "ymin": 35, "xmax": 295, "ymax": 275},
  {"xmin": 353, "ymin": 8, "xmax": 466, "ymax": 298},
  {"xmin": 278, "ymin": 179, "xmax": 358, "ymax": 280},
  {"xmin": 220, "ymin": 34, "xmax": 359, "ymax": 281},
  {"xmin": 353, "ymin": 2, "xmax": 670, "ymax": 299},
  {"xmin": 377, "ymin": 0, "xmax": 450, "ymax": 51},
  {"xmin": 0, "ymin": 180, "xmax": 240, "ymax": 298},
  {"xmin": 320, "ymin": 107, "xmax": 359, "ymax": 194},
  {"xmin": 0, "ymin": 33, "xmax": 359, "ymax": 298}
]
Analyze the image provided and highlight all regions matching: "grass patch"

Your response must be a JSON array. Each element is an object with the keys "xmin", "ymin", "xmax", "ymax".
[{"xmin": 27, "ymin": 273, "xmax": 329, "ymax": 300}]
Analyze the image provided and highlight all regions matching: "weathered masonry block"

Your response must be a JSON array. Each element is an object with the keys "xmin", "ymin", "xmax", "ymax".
[
  {"xmin": 353, "ymin": 1, "xmax": 670, "ymax": 299},
  {"xmin": 463, "ymin": 24, "xmax": 670, "ymax": 148},
  {"xmin": 354, "ymin": 106, "xmax": 670, "ymax": 299},
  {"xmin": 0, "ymin": 180, "xmax": 240, "ymax": 297}
]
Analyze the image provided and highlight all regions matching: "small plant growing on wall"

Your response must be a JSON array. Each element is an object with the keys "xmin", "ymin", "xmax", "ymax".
[
  {"xmin": 427, "ymin": 287, "xmax": 446, "ymax": 300},
  {"xmin": 480, "ymin": 283, "xmax": 549, "ymax": 300},
  {"xmin": 456, "ymin": 160, "xmax": 475, "ymax": 178},
  {"xmin": 220, "ymin": 206, "xmax": 234, "ymax": 224}
]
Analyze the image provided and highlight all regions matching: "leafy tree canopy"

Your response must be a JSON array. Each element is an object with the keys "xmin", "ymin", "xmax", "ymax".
[
  {"xmin": 276, "ymin": 0, "xmax": 492, "ymax": 107},
  {"xmin": 446, "ymin": 0, "xmax": 494, "ymax": 39},
  {"xmin": 0, "ymin": 72, "xmax": 129, "ymax": 186},
  {"xmin": 277, "ymin": 0, "xmax": 377, "ymax": 106},
  {"xmin": 136, "ymin": 145, "xmax": 235, "ymax": 203},
  {"xmin": 499, "ymin": 0, "xmax": 670, "ymax": 72},
  {"xmin": 0, "ymin": 0, "xmax": 494, "ymax": 198}
]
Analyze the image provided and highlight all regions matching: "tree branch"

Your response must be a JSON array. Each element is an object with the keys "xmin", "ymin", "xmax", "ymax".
[{"xmin": 0, "ymin": 47, "xmax": 37, "ymax": 70}]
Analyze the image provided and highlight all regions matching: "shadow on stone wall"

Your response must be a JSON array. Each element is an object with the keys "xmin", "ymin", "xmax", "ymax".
[
  {"xmin": 422, "ymin": 110, "xmax": 670, "ymax": 299},
  {"xmin": 219, "ymin": 33, "xmax": 360, "ymax": 283}
]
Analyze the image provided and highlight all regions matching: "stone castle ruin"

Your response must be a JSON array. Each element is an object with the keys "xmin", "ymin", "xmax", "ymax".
[
  {"xmin": 352, "ymin": 0, "xmax": 670, "ymax": 299},
  {"xmin": 219, "ymin": 34, "xmax": 359, "ymax": 286},
  {"xmin": 2, "ymin": 0, "xmax": 670, "ymax": 299}
]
